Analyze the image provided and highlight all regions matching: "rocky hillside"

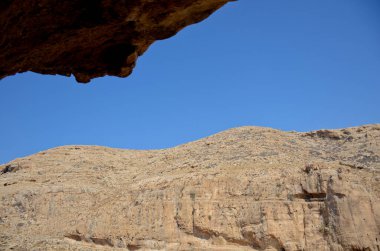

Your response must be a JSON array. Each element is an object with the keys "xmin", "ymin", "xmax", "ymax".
[
  {"xmin": 0, "ymin": 0, "xmax": 232, "ymax": 83},
  {"xmin": 1, "ymin": 125, "xmax": 379, "ymax": 250}
]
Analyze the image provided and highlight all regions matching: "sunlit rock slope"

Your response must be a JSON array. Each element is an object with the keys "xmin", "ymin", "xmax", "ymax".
[{"xmin": 1, "ymin": 125, "xmax": 379, "ymax": 250}]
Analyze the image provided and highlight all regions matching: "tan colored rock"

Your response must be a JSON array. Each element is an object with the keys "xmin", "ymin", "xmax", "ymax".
[
  {"xmin": 0, "ymin": 0, "xmax": 233, "ymax": 83},
  {"xmin": 1, "ymin": 124, "xmax": 379, "ymax": 250}
]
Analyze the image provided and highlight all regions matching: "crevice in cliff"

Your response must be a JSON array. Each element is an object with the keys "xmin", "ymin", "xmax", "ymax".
[
  {"xmin": 192, "ymin": 225, "xmax": 262, "ymax": 249},
  {"xmin": 339, "ymin": 161, "xmax": 365, "ymax": 170},
  {"xmin": 293, "ymin": 190, "xmax": 327, "ymax": 202},
  {"xmin": 265, "ymin": 235, "xmax": 286, "ymax": 251},
  {"xmin": 64, "ymin": 233, "xmax": 114, "ymax": 248},
  {"xmin": 127, "ymin": 244, "xmax": 141, "ymax": 251},
  {"xmin": 294, "ymin": 192, "xmax": 327, "ymax": 201},
  {"xmin": 91, "ymin": 237, "xmax": 114, "ymax": 247},
  {"xmin": 1, "ymin": 164, "xmax": 20, "ymax": 174},
  {"xmin": 65, "ymin": 234, "xmax": 82, "ymax": 242},
  {"xmin": 192, "ymin": 225, "xmax": 212, "ymax": 240}
]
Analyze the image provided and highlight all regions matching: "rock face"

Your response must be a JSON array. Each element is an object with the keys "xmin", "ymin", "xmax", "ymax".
[
  {"xmin": 0, "ymin": 0, "xmax": 232, "ymax": 83},
  {"xmin": 1, "ymin": 125, "xmax": 380, "ymax": 250}
]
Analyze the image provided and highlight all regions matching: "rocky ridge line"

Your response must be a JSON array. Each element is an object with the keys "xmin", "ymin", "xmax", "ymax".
[{"xmin": 0, "ymin": 124, "xmax": 379, "ymax": 250}]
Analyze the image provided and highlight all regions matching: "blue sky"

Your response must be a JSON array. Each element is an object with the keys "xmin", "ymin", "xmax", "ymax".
[{"xmin": 1, "ymin": 0, "xmax": 379, "ymax": 164}]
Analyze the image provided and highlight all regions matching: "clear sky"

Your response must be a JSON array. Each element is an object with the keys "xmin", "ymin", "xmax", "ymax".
[{"xmin": 1, "ymin": 0, "xmax": 379, "ymax": 164}]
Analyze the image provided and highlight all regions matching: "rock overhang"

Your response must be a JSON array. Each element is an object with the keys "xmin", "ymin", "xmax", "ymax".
[{"xmin": 0, "ymin": 0, "xmax": 234, "ymax": 83}]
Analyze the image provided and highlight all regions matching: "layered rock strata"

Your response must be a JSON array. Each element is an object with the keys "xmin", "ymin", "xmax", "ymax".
[{"xmin": 1, "ymin": 125, "xmax": 379, "ymax": 250}]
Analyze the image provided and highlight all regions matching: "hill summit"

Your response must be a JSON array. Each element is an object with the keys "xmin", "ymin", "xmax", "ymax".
[{"xmin": 1, "ymin": 125, "xmax": 379, "ymax": 250}]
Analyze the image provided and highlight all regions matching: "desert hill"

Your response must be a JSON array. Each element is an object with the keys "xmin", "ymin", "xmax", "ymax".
[{"xmin": 1, "ymin": 125, "xmax": 379, "ymax": 250}]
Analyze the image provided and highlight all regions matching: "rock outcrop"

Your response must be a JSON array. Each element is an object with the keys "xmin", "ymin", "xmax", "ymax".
[
  {"xmin": 1, "ymin": 125, "xmax": 379, "ymax": 250},
  {"xmin": 0, "ymin": 0, "xmax": 232, "ymax": 83}
]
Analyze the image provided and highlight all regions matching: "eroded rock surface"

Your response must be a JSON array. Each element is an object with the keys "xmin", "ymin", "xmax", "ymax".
[
  {"xmin": 0, "ymin": 0, "xmax": 232, "ymax": 83},
  {"xmin": 1, "ymin": 125, "xmax": 379, "ymax": 250}
]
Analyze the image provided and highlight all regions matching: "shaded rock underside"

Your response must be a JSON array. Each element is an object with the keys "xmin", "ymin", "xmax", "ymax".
[
  {"xmin": 0, "ymin": 0, "xmax": 232, "ymax": 83},
  {"xmin": 1, "ymin": 124, "xmax": 380, "ymax": 250}
]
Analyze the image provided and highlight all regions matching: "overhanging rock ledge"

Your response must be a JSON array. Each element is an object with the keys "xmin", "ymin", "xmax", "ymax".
[{"xmin": 0, "ymin": 0, "xmax": 233, "ymax": 83}]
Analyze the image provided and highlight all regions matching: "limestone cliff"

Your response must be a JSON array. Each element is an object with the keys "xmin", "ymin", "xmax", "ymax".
[
  {"xmin": 0, "ymin": 0, "xmax": 232, "ymax": 83},
  {"xmin": 1, "ymin": 125, "xmax": 379, "ymax": 250}
]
